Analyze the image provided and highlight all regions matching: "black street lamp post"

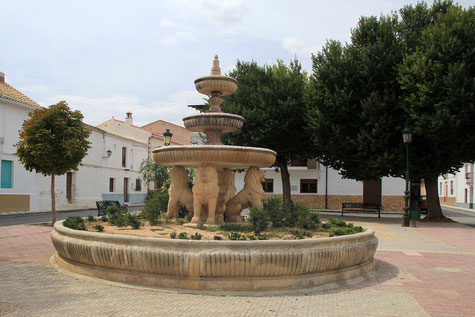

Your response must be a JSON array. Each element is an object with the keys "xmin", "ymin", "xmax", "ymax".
[{"xmin": 402, "ymin": 127, "xmax": 412, "ymax": 227}]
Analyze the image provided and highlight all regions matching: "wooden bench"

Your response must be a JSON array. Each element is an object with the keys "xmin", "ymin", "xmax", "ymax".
[
  {"xmin": 95, "ymin": 200, "xmax": 128, "ymax": 216},
  {"xmin": 341, "ymin": 203, "xmax": 381, "ymax": 218}
]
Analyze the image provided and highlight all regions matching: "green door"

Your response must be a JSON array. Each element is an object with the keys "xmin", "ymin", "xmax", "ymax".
[{"xmin": 1, "ymin": 160, "xmax": 12, "ymax": 188}]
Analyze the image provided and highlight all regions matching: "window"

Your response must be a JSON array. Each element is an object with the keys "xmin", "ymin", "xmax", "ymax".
[
  {"xmin": 290, "ymin": 159, "xmax": 307, "ymax": 167},
  {"xmin": 122, "ymin": 147, "xmax": 127, "ymax": 168},
  {"xmin": 465, "ymin": 189, "xmax": 468, "ymax": 203},
  {"xmin": 109, "ymin": 178, "xmax": 114, "ymax": 192},
  {"xmin": 135, "ymin": 178, "xmax": 141, "ymax": 191},
  {"xmin": 1, "ymin": 160, "xmax": 12, "ymax": 188},
  {"xmin": 300, "ymin": 179, "xmax": 317, "ymax": 193},
  {"xmin": 450, "ymin": 181, "xmax": 454, "ymax": 195},
  {"xmin": 440, "ymin": 182, "xmax": 443, "ymax": 194},
  {"xmin": 262, "ymin": 178, "xmax": 273, "ymax": 193}
]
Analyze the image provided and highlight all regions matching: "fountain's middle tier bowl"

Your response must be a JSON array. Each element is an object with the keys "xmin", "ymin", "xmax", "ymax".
[
  {"xmin": 153, "ymin": 145, "xmax": 276, "ymax": 168},
  {"xmin": 183, "ymin": 113, "xmax": 244, "ymax": 133}
]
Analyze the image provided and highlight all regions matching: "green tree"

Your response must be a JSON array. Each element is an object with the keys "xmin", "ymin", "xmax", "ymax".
[
  {"xmin": 398, "ymin": 4, "xmax": 475, "ymax": 219},
  {"xmin": 139, "ymin": 160, "xmax": 169, "ymax": 190},
  {"xmin": 308, "ymin": 14, "xmax": 404, "ymax": 182},
  {"xmin": 16, "ymin": 101, "xmax": 90, "ymax": 225},
  {"xmin": 221, "ymin": 59, "xmax": 313, "ymax": 204},
  {"xmin": 307, "ymin": 1, "xmax": 474, "ymax": 220}
]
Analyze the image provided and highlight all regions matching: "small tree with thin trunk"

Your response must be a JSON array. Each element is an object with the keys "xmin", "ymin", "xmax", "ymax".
[{"xmin": 16, "ymin": 101, "xmax": 90, "ymax": 225}]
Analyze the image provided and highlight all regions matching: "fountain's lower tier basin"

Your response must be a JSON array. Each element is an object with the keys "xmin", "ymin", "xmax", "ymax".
[
  {"xmin": 51, "ymin": 222, "xmax": 378, "ymax": 294},
  {"xmin": 152, "ymin": 145, "xmax": 277, "ymax": 168}
]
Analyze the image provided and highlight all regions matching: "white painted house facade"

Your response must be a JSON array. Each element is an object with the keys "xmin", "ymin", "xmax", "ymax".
[
  {"xmin": 0, "ymin": 72, "xmax": 148, "ymax": 213},
  {"xmin": 235, "ymin": 160, "xmax": 406, "ymax": 212},
  {"xmin": 438, "ymin": 162, "xmax": 474, "ymax": 209}
]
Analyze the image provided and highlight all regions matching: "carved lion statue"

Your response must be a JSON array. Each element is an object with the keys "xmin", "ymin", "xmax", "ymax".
[
  {"xmin": 192, "ymin": 166, "xmax": 219, "ymax": 223},
  {"xmin": 166, "ymin": 166, "xmax": 193, "ymax": 219},
  {"xmin": 225, "ymin": 166, "xmax": 265, "ymax": 222},
  {"xmin": 216, "ymin": 168, "xmax": 236, "ymax": 223}
]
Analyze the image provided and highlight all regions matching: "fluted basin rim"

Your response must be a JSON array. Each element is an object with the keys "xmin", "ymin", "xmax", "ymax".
[
  {"xmin": 194, "ymin": 75, "xmax": 238, "ymax": 85},
  {"xmin": 183, "ymin": 112, "xmax": 245, "ymax": 121},
  {"xmin": 53, "ymin": 220, "xmax": 375, "ymax": 248},
  {"xmin": 153, "ymin": 145, "xmax": 277, "ymax": 156}
]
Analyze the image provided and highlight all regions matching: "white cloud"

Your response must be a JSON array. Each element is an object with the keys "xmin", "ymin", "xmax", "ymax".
[
  {"xmin": 161, "ymin": 30, "xmax": 197, "ymax": 46},
  {"xmin": 167, "ymin": 0, "xmax": 247, "ymax": 33},
  {"xmin": 39, "ymin": 90, "xmax": 204, "ymax": 127},
  {"xmin": 282, "ymin": 37, "xmax": 321, "ymax": 58}
]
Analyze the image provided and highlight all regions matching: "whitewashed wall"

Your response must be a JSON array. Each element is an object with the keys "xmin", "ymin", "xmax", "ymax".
[
  {"xmin": 235, "ymin": 164, "xmax": 403, "ymax": 197},
  {"xmin": 0, "ymin": 99, "xmax": 38, "ymax": 211},
  {"xmin": 33, "ymin": 128, "xmax": 149, "ymax": 211}
]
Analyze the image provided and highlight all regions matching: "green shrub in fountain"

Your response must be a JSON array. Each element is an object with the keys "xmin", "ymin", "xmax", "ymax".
[
  {"xmin": 127, "ymin": 213, "xmax": 141, "ymax": 229},
  {"xmin": 248, "ymin": 207, "xmax": 270, "ymax": 235},
  {"xmin": 247, "ymin": 196, "xmax": 320, "ymax": 233},
  {"xmin": 63, "ymin": 216, "xmax": 87, "ymax": 231},
  {"xmin": 87, "ymin": 215, "xmax": 95, "ymax": 222},
  {"xmin": 191, "ymin": 232, "xmax": 202, "ymax": 240},
  {"xmin": 177, "ymin": 232, "xmax": 188, "ymax": 239},
  {"xmin": 94, "ymin": 224, "xmax": 104, "ymax": 232},
  {"xmin": 141, "ymin": 188, "xmax": 168, "ymax": 225},
  {"xmin": 227, "ymin": 232, "xmax": 246, "ymax": 240},
  {"xmin": 169, "ymin": 231, "xmax": 177, "ymax": 239}
]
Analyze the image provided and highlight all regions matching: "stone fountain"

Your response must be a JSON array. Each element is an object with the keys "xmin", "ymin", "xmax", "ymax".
[
  {"xmin": 50, "ymin": 56, "xmax": 378, "ymax": 294},
  {"xmin": 153, "ymin": 56, "xmax": 276, "ymax": 224}
]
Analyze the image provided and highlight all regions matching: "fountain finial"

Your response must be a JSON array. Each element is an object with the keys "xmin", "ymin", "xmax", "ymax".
[{"xmin": 211, "ymin": 55, "xmax": 221, "ymax": 76}]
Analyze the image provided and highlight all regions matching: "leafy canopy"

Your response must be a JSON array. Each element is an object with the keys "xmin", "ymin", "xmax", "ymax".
[
  {"xmin": 221, "ymin": 58, "xmax": 314, "ymax": 164},
  {"xmin": 307, "ymin": 0, "xmax": 474, "ymax": 181},
  {"xmin": 16, "ymin": 101, "xmax": 91, "ymax": 176}
]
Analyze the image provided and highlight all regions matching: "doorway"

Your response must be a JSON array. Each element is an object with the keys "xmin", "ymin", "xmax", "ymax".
[
  {"xmin": 124, "ymin": 178, "xmax": 129, "ymax": 202},
  {"xmin": 363, "ymin": 179, "xmax": 382, "ymax": 205}
]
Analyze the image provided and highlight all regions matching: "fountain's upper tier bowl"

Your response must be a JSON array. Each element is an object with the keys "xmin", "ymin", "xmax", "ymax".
[
  {"xmin": 153, "ymin": 145, "xmax": 276, "ymax": 168},
  {"xmin": 183, "ymin": 113, "xmax": 244, "ymax": 133},
  {"xmin": 194, "ymin": 76, "xmax": 237, "ymax": 96}
]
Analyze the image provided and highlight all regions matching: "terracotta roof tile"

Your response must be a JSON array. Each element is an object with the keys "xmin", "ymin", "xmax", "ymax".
[{"xmin": 0, "ymin": 82, "xmax": 42, "ymax": 108}]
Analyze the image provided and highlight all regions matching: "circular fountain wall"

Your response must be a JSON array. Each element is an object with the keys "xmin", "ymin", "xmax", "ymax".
[{"xmin": 51, "ymin": 221, "xmax": 378, "ymax": 294}]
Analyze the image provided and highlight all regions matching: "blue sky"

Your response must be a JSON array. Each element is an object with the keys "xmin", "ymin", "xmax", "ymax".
[{"xmin": 1, "ymin": 0, "xmax": 472, "ymax": 126}]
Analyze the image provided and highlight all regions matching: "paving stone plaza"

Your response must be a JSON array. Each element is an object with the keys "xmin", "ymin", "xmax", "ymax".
[{"xmin": 0, "ymin": 214, "xmax": 474, "ymax": 316}]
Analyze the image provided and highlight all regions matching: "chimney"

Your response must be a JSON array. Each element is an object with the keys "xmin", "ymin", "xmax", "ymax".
[
  {"xmin": 125, "ymin": 112, "xmax": 133, "ymax": 125},
  {"xmin": 0, "ymin": 72, "xmax": 4, "ymax": 83}
]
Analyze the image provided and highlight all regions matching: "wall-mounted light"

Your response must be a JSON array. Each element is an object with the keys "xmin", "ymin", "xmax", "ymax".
[{"xmin": 106, "ymin": 149, "xmax": 112, "ymax": 158}]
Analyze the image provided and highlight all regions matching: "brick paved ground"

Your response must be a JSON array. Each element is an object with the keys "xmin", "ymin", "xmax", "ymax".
[{"xmin": 0, "ymin": 217, "xmax": 474, "ymax": 317}]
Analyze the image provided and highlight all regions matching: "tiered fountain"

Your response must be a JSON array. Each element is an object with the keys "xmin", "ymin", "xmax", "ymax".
[
  {"xmin": 153, "ymin": 56, "xmax": 276, "ymax": 224},
  {"xmin": 50, "ymin": 57, "xmax": 378, "ymax": 294}
]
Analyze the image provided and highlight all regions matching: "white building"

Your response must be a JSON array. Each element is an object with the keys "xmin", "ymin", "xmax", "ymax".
[
  {"xmin": 438, "ymin": 163, "xmax": 474, "ymax": 209},
  {"xmin": 0, "ymin": 72, "xmax": 43, "ymax": 212},
  {"xmin": 32, "ymin": 126, "xmax": 149, "ymax": 211},
  {"xmin": 0, "ymin": 72, "xmax": 148, "ymax": 213},
  {"xmin": 235, "ymin": 159, "xmax": 406, "ymax": 212}
]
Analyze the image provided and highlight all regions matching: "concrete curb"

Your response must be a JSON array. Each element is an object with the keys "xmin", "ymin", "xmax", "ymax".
[{"xmin": 441, "ymin": 204, "xmax": 475, "ymax": 214}]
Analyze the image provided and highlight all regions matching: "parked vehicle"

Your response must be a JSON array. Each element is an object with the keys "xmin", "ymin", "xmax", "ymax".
[{"xmin": 420, "ymin": 195, "xmax": 428, "ymax": 214}]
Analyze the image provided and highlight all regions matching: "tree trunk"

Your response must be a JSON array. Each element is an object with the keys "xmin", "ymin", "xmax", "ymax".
[
  {"xmin": 424, "ymin": 175, "xmax": 445, "ymax": 220},
  {"xmin": 278, "ymin": 161, "xmax": 291, "ymax": 205},
  {"xmin": 51, "ymin": 174, "xmax": 56, "ymax": 225}
]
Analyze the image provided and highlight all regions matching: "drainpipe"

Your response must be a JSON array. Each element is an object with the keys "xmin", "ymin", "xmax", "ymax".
[{"xmin": 325, "ymin": 165, "xmax": 328, "ymax": 209}]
